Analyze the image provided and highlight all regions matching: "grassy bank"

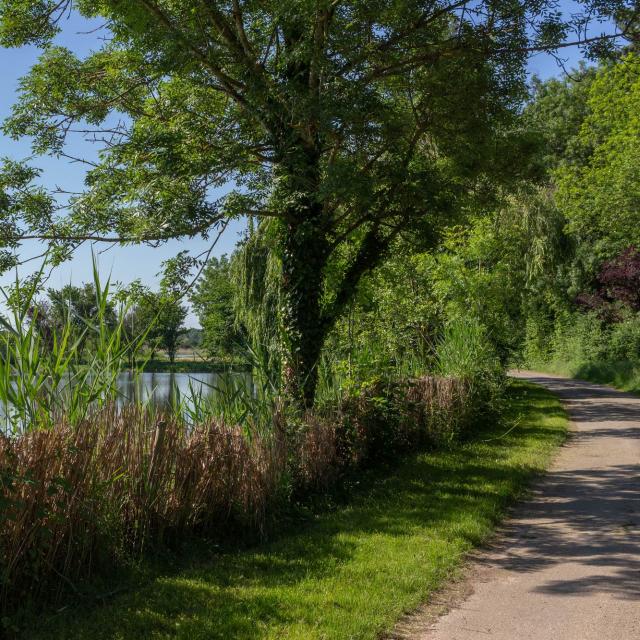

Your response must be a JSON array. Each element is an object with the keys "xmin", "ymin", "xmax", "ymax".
[
  {"xmin": 527, "ymin": 359, "xmax": 640, "ymax": 394},
  {"xmin": 19, "ymin": 380, "xmax": 567, "ymax": 640}
]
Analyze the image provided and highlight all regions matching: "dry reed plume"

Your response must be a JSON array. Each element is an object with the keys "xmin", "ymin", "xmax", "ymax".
[{"xmin": 0, "ymin": 375, "xmax": 477, "ymax": 610}]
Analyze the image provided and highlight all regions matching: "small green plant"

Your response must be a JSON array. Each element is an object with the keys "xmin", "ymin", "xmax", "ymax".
[{"xmin": 435, "ymin": 317, "xmax": 505, "ymax": 438}]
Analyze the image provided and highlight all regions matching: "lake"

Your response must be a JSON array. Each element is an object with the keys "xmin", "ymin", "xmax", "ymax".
[
  {"xmin": 0, "ymin": 370, "xmax": 254, "ymax": 434},
  {"xmin": 116, "ymin": 371, "xmax": 253, "ymax": 412}
]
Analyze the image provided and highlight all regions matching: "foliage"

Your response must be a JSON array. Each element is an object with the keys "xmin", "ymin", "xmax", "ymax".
[
  {"xmin": 0, "ymin": 0, "xmax": 628, "ymax": 405},
  {"xmin": 43, "ymin": 282, "xmax": 117, "ymax": 352},
  {"xmin": 525, "ymin": 65, "xmax": 597, "ymax": 172},
  {"xmin": 0, "ymin": 368, "xmax": 492, "ymax": 613},
  {"xmin": 556, "ymin": 54, "xmax": 640, "ymax": 263},
  {"xmin": 124, "ymin": 257, "xmax": 190, "ymax": 363},
  {"xmin": 0, "ymin": 260, "xmax": 142, "ymax": 434},
  {"xmin": 191, "ymin": 256, "xmax": 246, "ymax": 360},
  {"xmin": 136, "ymin": 290, "xmax": 187, "ymax": 363},
  {"xmin": 515, "ymin": 55, "xmax": 640, "ymax": 379},
  {"xmin": 0, "ymin": 258, "xmax": 511, "ymax": 616},
  {"xmin": 16, "ymin": 381, "xmax": 567, "ymax": 640},
  {"xmin": 178, "ymin": 328, "xmax": 202, "ymax": 349},
  {"xmin": 136, "ymin": 359, "xmax": 249, "ymax": 374},
  {"xmin": 576, "ymin": 246, "xmax": 640, "ymax": 316},
  {"xmin": 436, "ymin": 317, "xmax": 501, "ymax": 379}
]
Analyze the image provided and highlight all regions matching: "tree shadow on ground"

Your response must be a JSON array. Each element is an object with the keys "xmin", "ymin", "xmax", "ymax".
[
  {"xmin": 476, "ymin": 375, "xmax": 640, "ymax": 602},
  {"xmin": 477, "ymin": 463, "xmax": 640, "ymax": 600}
]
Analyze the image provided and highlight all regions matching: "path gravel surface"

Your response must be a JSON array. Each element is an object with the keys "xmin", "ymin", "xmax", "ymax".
[{"xmin": 413, "ymin": 371, "xmax": 640, "ymax": 640}]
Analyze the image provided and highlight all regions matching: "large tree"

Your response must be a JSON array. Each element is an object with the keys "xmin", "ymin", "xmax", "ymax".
[
  {"xmin": 0, "ymin": 0, "xmax": 636, "ymax": 405},
  {"xmin": 555, "ymin": 53, "xmax": 640, "ymax": 259}
]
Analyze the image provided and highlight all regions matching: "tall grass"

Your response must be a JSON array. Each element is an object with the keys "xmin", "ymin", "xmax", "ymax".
[
  {"xmin": 0, "ymin": 259, "xmax": 144, "ymax": 434},
  {"xmin": 434, "ymin": 317, "xmax": 506, "ymax": 439},
  {"xmin": 0, "ymin": 407, "xmax": 284, "ymax": 607},
  {"xmin": 0, "ymin": 266, "xmax": 505, "ymax": 615},
  {"xmin": 436, "ymin": 317, "xmax": 502, "ymax": 379},
  {"xmin": 0, "ymin": 377, "xmax": 481, "ymax": 611}
]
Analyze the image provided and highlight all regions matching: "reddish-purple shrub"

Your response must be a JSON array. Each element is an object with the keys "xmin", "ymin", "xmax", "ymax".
[
  {"xmin": 598, "ymin": 246, "xmax": 640, "ymax": 311},
  {"xmin": 577, "ymin": 246, "xmax": 640, "ymax": 319}
]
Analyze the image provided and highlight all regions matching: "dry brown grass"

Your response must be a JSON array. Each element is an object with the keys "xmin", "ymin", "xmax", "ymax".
[
  {"xmin": 403, "ymin": 375, "xmax": 473, "ymax": 444},
  {"xmin": 0, "ymin": 375, "xmax": 479, "ymax": 610},
  {"xmin": 0, "ymin": 407, "xmax": 284, "ymax": 606}
]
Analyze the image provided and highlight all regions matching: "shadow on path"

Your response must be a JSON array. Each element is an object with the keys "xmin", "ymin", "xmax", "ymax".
[{"xmin": 421, "ymin": 371, "xmax": 640, "ymax": 640}]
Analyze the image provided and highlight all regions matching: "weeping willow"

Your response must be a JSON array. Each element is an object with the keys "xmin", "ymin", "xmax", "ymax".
[
  {"xmin": 519, "ymin": 188, "xmax": 570, "ymax": 285},
  {"xmin": 231, "ymin": 218, "xmax": 283, "ymax": 382}
]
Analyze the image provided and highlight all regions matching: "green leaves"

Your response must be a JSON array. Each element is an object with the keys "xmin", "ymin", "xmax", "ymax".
[
  {"xmin": 0, "ymin": 0, "xmax": 66, "ymax": 47},
  {"xmin": 555, "ymin": 54, "xmax": 640, "ymax": 259},
  {"xmin": 0, "ymin": 0, "xmax": 633, "ymax": 403},
  {"xmin": 0, "ymin": 159, "xmax": 55, "ymax": 270},
  {"xmin": 191, "ymin": 255, "xmax": 246, "ymax": 360}
]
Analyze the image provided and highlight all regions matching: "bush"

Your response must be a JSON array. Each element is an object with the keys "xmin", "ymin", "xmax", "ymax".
[
  {"xmin": 550, "ymin": 311, "xmax": 608, "ymax": 366},
  {"xmin": 436, "ymin": 317, "xmax": 502, "ymax": 380},
  {"xmin": 608, "ymin": 313, "xmax": 640, "ymax": 362},
  {"xmin": 523, "ymin": 309, "xmax": 640, "ymax": 373},
  {"xmin": 522, "ymin": 314, "xmax": 555, "ymax": 366},
  {"xmin": 435, "ymin": 317, "xmax": 505, "ymax": 439}
]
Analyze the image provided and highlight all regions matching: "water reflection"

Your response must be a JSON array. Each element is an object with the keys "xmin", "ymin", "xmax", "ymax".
[
  {"xmin": 116, "ymin": 371, "xmax": 251, "ymax": 413},
  {"xmin": 0, "ymin": 371, "xmax": 252, "ymax": 434}
]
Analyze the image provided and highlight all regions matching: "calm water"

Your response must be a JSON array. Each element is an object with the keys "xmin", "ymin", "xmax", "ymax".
[
  {"xmin": 0, "ymin": 371, "xmax": 253, "ymax": 433},
  {"xmin": 116, "ymin": 371, "xmax": 252, "ymax": 412}
]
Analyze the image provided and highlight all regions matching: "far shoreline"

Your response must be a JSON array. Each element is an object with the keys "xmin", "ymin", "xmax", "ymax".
[{"xmin": 124, "ymin": 359, "xmax": 252, "ymax": 374}]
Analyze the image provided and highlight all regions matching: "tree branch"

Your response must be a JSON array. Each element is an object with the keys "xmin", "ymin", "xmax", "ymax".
[
  {"xmin": 136, "ymin": 0, "xmax": 252, "ymax": 111},
  {"xmin": 322, "ymin": 221, "xmax": 402, "ymax": 330}
]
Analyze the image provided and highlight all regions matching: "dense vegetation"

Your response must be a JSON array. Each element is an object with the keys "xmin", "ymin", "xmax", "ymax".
[
  {"xmin": 20, "ymin": 381, "xmax": 568, "ymax": 640},
  {"xmin": 0, "ymin": 0, "xmax": 635, "ymax": 406},
  {"xmin": 0, "ymin": 263, "xmax": 507, "ymax": 615},
  {"xmin": 426, "ymin": 51, "xmax": 640, "ymax": 389},
  {"xmin": 0, "ymin": 0, "xmax": 638, "ymax": 636}
]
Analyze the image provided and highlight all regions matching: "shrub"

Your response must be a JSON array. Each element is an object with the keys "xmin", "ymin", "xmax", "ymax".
[
  {"xmin": 522, "ymin": 314, "xmax": 555, "ymax": 366},
  {"xmin": 435, "ymin": 317, "xmax": 505, "ymax": 438},
  {"xmin": 608, "ymin": 313, "xmax": 640, "ymax": 362},
  {"xmin": 550, "ymin": 311, "xmax": 608, "ymax": 366}
]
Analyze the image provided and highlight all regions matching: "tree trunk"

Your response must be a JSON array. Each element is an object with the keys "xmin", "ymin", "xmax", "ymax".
[
  {"xmin": 280, "ymin": 216, "xmax": 328, "ymax": 408},
  {"xmin": 276, "ymin": 147, "xmax": 328, "ymax": 409}
]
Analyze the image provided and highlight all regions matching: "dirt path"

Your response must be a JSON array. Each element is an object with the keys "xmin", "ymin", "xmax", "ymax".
[{"xmin": 403, "ymin": 371, "xmax": 640, "ymax": 640}]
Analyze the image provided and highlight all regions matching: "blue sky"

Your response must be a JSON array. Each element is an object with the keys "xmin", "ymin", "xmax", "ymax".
[{"xmin": 0, "ymin": 5, "xmax": 616, "ymax": 325}]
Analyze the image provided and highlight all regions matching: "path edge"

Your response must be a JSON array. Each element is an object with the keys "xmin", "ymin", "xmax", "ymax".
[{"xmin": 384, "ymin": 373, "xmax": 574, "ymax": 640}]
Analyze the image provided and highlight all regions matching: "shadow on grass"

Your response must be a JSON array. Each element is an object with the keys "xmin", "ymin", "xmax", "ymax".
[{"xmin": 20, "ymin": 381, "xmax": 566, "ymax": 640}]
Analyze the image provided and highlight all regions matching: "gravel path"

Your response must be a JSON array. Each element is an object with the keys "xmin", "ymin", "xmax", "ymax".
[{"xmin": 415, "ymin": 371, "xmax": 640, "ymax": 640}]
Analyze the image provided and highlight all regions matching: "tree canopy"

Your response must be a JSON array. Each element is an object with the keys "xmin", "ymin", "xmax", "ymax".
[
  {"xmin": 191, "ymin": 255, "xmax": 245, "ymax": 360},
  {"xmin": 0, "ymin": 0, "xmax": 636, "ymax": 404},
  {"xmin": 555, "ymin": 53, "xmax": 640, "ymax": 259}
]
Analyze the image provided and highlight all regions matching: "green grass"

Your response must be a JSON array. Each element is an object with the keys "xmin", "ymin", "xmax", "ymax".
[
  {"xmin": 529, "ymin": 359, "xmax": 640, "ymax": 394},
  {"xmin": 20, "ymin": 380, "xmax": 567, "ymax": 640}
]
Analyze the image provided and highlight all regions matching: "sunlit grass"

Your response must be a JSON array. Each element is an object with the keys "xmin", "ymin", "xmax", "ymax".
[
  {"xmin": 530, "ymin": 359, "xmax": 640, "ymax": 394},
  {"xmin": 21, "ymin": 380, "xmax": 567, "ymax": 640}
]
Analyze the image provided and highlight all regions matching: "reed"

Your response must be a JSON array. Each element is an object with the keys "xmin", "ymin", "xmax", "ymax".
[
  {"xmin": 0, "ymin": 373, "xmax": 481, "ymax": 610},
  {"xmin": 0, "ymin": 405, "xmax": 286, "ymax": 606},
  {"xmin": 0, "ymin": 258, "xmax": 144, "ymax": 434},
  {"xmin": 0, "ymin": 265, "xmax": 504, "ymax": 613}
]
